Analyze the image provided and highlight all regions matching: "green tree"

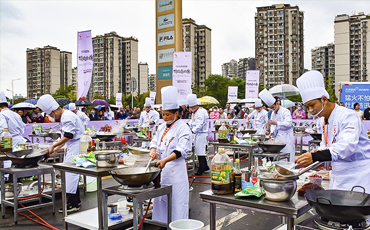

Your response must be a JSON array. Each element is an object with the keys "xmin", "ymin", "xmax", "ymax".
[
  {"xmin": 326, "ymin": 74, "xmax": 338, "ymax": 102},
  {"xmin": 92, "ymin": 94, "xmax": 104, "ymax": 100},
  {"xmin": 52, "ymin": 85, "xmax": 76, "ymax": 101},
  {"xmin": 107, "ymin": 97, "xmax": 116, "ymax": 105},
  {"xmin": 13, "ymin": 97, "xmax": 27, "ymax": 104},
  {"xmin": 204, "ymin": 74, "xmax": 230, "ymax": 106}
]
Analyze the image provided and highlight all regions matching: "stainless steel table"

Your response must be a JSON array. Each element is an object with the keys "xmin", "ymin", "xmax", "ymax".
[
  {"xmin": 0, "ymin": 164, "xmax": 55, "ymax": 224},
  {"xmin": 294, "ymin": 133, "xmax": 310, "ymax": 155},
  {"xmin": 53, "ymin": 162, "xmax": 126, "ymax": 230},
  {"xmin": 0, "ymin": 154, "xmax": 8, "ymax": 168},
  {"xmin": 102, "ymin": 185, "xmax": 172, "ymax": 230}
]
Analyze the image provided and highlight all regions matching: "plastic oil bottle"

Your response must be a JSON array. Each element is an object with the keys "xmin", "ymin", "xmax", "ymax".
[
  {"xmin": 211, "ymin": 147, "xmax": 233, "ymax": 194},
  {"xmin": 218, "ymin": 122, "xmax": 229, "ymax": 143},
  {"xmin": 79, "ymin": 132, "xmax": 92, "ymax": 155},
  {"xmin": 1, "ymin": 128, "xmax": 12, "ymax": 153}
]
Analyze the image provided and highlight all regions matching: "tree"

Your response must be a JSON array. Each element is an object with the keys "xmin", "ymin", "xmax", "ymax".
[
  {"xmin": 107, "ymin": 97, "xmax": 116, "ymax": 105},
  {"xmin": 92, "ymin": 94, "xmax": 104, "ymax": 100},
  {"xmin": 326, "ymin": 74, "xmax": 338, "ymax": 102},
  {"xmin": 52, "ymin": 85, "xmax": 76, "ymax": 101},
  {"xmin": 13, "ymin": 97, "xmax": 27, "ymax": 104},
  {"xmin": 204, "ymin": 74, "xmax": 230, "ymax": 106}
]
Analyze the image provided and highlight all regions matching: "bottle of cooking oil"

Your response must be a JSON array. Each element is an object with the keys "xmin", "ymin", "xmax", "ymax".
[
  {"xmin": 234, "ymin": 159, "xmax": 242, "ymax": 193},
  {"xmin": 1, "ymin": 128, "xmax": 12, "ymax": 153},
  {"xmin": 79, "ymin": 132, "xmax": 92, "ymax": 155},
  {"xmin": 218, "ymin": 122, "xmax": 229, "ymax": 143},
  {"xmin": 211, "ymin": 147, "xmax": 233, "ymax": 194}
]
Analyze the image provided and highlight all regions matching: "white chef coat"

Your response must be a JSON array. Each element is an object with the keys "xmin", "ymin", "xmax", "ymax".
[
  {"xmin": 150, "ymin": 119, "xmax": 192, "ymax": 223},
  {"xmin": 270, "ymin": 106, "xmax": 295, "ymax": 162},
  {"xmin": 188, "ymin": 107, "xmax": 209, "ymax": 156},
  {"xmin": 138, "ymin": 110, "xmax": 160, "ymax": 129},
  {"xmin": 0, "ymin": 108, "xmax": 26, "ymax": 168},
  {"xmin": 318, "ymin": 105, "xmax": 370, "ymax": 192},
  {"xmin": 76, "ymin": 110, "xmax": 90, "ymax": 127},
  {"xmin": 248, "ymin": 109, "xmax": 268, "ymax": 134},
  {"xmin": 60, "ymin": 110, "xmax": 85, "ymax": 194}
]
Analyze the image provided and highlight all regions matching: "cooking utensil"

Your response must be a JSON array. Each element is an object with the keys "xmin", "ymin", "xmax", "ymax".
[
  {"xmin": 1, "ymin": 183, "xmax": 23, "ymax": 198},
  {"xmin": 251, "ymin": 134, "xmax": 265, "ymax": 143},
  {"xmin": 275, "ymin": 162, "xmax": 298, "ymax": 175},
  {"xmin": 309, "ymin": 133, "xmax": 322, "ymax": 140},
  {"xmin": 126, "ymin": 146, "xmax": 150, "ymax": 155},
  {"xmin": 259, "ymin": 161, "xmax": 321, "ymax": 181},
  {"xmin": 110, "ymin": 166, "xmax": 161, "ymax": 187},
  {"xmin": 95, "ymin": 150, "xmax": 120, "ymax": 167},
  {"xmin": 260, "ymin": 179, "xmax": 297, "ymax": 201},
  {"xmin": 305, "ymin": 186, "xmax": 370, "ymax": 223},
  {"xmin": 293, "ymin": 126, "xmax": 306, "ymax": 133},
  {"xmin": 145, "ymin": 158, "xmax": 152, "ymax": 173},
  {"xmin": 95, "ymin": 133, "xmax": 117, "ymax": 142},
  {"xmin": 6, "ymin": 149, "xmax": 47, "ymax": 168},
  {"xmin": 239, "ymin": 129, "xmax": 257, "ymax": 135},
  {"xmin": 258, "ymin": 143, "xmax": 286, "ymax": 153}
]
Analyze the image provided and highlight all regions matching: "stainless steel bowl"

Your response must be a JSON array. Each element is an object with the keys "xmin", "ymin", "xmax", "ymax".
[
  {"xmin": 293, "ymin": 126, "xmax": 306, "ymax": 133},
  {"xmin": 95, "ymin": 150, "xmax": 120, "ymax": 167},
  {"xmin": 127, "ymin": 146, "xmax": 150, "ymax": 155},
  {"xmin": 3, "ymin": 183, "xmax": 23, "ymax": 198},
  {"xmin": 251, "ymin": 134, "xmax": 265, "ymax": 143},
  {"xmin": 260, "ymin": 179, "xmax": 297, "ymax": 201}
]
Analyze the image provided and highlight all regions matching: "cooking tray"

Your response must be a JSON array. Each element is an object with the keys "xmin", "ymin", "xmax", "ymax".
[
  {"xmin": 258, "ymin": 143, "xmax": 286, "ymax": 153},
  {"xmin": 6, "ymin": 149, "xmax": 47, "ymax": 167},
  {"xmin": 309, "ymin": 133, "xmax": 322, "ymax": 141},
  {"xmin": 95, "ymin": 133, "xmax": 117, "ymax": 141},
  {"xmin": 110, "ymin": 166, "xmax": 161, "ymax": 187},
  {"xmin": 305, "ymin": 186, "xmax": 370, "ymax": 224}
]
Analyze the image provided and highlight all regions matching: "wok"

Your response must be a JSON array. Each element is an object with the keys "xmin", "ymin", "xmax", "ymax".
[
  {"xmin": 258, "ymin": 143, "xmax": 286, "ymax": 153},
  {"xmin": 6, "ymin": 149, "xmax": 47, "ymax": 167},
  {"xmin": 305, "ymin": 186, "xmax": 370, "ymax": 224},
  {"xmin": 239, "ymin": 129, "xmax": 257, "ymax": 134},
  {"xmin": 110, "ymin": 166, "xmax": 161, "ymax": 187},
  {"xmin": 95, "ymin": 133, "xmax": 116, "ymax": 142},
  {"xmin": 309, "ymin": 133, "xmax": 322, "ymax": 140}
]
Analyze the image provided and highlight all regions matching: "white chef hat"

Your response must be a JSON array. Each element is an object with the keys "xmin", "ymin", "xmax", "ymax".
[
  {"xmin": 197, "ymin": 99, "xmax": 201, "ymax": 106},
  {"xmin": 297, "ymin": 70, "xmax": 330, "ymax": 104},
  {"xmin": 259, "ymin": 89, "xmax": 276, "ymax": 107},
  {"xmin": 144, "ymin": 97, "xmax": 152, "ymax": 107},
  {"xmin": 255, "ymin": 99, "xmax": 263, "ymax": 107},
  {"xmin": 187, "ymin": 94, "xmax": 198, "ymax": 107},
  {"xmin": 0, "ymin": 91, "xmax": 7, "ymax": 103},
  {"xmin": 178, "ymin": 99, "xmax": 188, "ymax": 106},
  {"xmin": 161, "ymin": 86, "xmax": 178, "ymax": 110},
  {"xmin": 37, "ymin": 94, "xmax": 59, "ymax": 115},
  {"xmin": 68, "ymin": 103, "xmax": 76, "ymax": 111}
]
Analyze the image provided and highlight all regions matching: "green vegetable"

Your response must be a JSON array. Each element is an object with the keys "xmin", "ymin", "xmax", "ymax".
[{"xmin": 241, "ymin": 186, "xmax": 264, "ymax": 197}]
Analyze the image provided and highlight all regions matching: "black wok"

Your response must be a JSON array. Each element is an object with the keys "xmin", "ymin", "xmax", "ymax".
[
  {"xmin": 239, "ymin": 129, "xmax": 257, "ymax": 134},
  {"xmin": 110, "ymin": 166, "xmax": 161, "ymax": 187},
  {"xmin": 258, "ymin": 143, "xmax": 286, "ymax": 153},
  {"xmin": 95, "ymin": 134, "xmax": 116, "ymax": 142},
  {"xmin": 309, "ymin": 133, "xmax": 322, "ymax": 141},
  {"xmin": 6, "ymin": 149, "xmax": 47, "ymax": 168},
  {"xmin": 305, "ymin": 186, "xmax": 370, "ymax": 224}
]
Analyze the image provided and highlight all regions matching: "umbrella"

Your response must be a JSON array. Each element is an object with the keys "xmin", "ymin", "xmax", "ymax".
[
  {"xmin": 240, "ymin": 98, "xmax": 257, "ymax": 103},
  {"xmin": 92, "ymin": 99, "xmax": 110, "ymax": 108},
  {"xmin": 96, "ymin": 104, "xmax": 119, "ymax": 110},
  {"xmin": 75, "ymin": 100, "xmax": 93, "ymax": 106},
  {"xmin": 201, "ymin": 96, "xmax": 220, "ymax": 105},
  {"xmin": 199, "ymin": 98, "xmax": 211, "ymax": 105},
  {"xmin": 281, "ymin": 99, "xmax": 295, "ymax": 108},
  {"xmin": 11, "ymin": 102, "xmax": 36, "ymax": 110},
  {"xmin": 227, "ymin": 99, "xmax": 242, "ymax": 104},
  {"xmin": 55, "ymin": 98, "xmax": 71, "ymax": 105},
  {"xmin": 24, "ymin": 99, "xmax": 38, "ymax": 105},
  {"xmin": 269, "ymin": 84, "xmax": 300, "ymax": 97}
]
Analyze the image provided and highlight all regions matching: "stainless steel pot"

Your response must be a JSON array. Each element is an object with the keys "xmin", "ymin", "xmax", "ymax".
[
  {"xmin": 260, "ymin": 179, "xmax": 297, "ymax": 201},
  {"xmin": 293, "ymin": 126, "xmax": 306, "ymax": 133},
  {"xmin": 2, "ymin": 183, "xmax": 23, "ymax": 198},
  {"xmin": 95, "ymin": 150, "xmax": 120, "ymax": 167}
]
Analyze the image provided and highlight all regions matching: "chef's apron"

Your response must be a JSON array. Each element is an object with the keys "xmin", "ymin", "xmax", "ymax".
[
  {"xmin": 152, "ymin": 129, "xmax": 189, "ymax": 223},
  {"xmin": 273, "ymin": 112, "xmax": 295, "ymax": 162},
  {"xmin": 64, "ymin": 139, "xmax": 80, "ymax": 194},
  {"xmin": 194, "ymin": 133, "xmax": 207, "ymax": 156}
]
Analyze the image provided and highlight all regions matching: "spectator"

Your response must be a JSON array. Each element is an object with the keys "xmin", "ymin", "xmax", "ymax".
[
  {"xmin": 89, "ymin": 108, "xmax": 99, "ymax": 121},
  {"xmin": 219, "ymin": 108, "xmax": 227, "ymax": 119},
  {"xmin": 98, "ymin": 110, "xmax": 105, "ymax": 120},
  {"xmin": 364, "ymin": 101, "xmax": 370, "ymax": 120},
  {"xmin": 292, "ymin": 103, "xmax": 306, "ymax": 119},
  {"xmin": 124, "ymin": 105, "xmax": 132, "ymax": 118},
  {"xmin": 354, "ymin": 102, "xmax": 364, "ymax": 120},
  {"xmin": 117, "ymin": 107, "xmax": 126, "ymax": 120},
  {"xmin": 209, "ymin": 106, "xmax": 220, "ymax": 119},
  {"xmin": 224, "ymin": 103, "xmax": 234, "ymax": 118},
  {"xmin": 227, "ymin": 113, "xmax": 232, "ymax": 119},
  {"xmin": 31, "ymin": 107, "xmax": 44, "ymax": 123},
  {"xmin": 263, "ymin": 105, "xmax": 268, "ymax": 111},
  {"xmin": 82, "ymin": 107, "xmax": 88, "ymax": 116},
  {"xmin": 244, "ymin": 107, "xmax": 250, "ymax": 119},
  {"xmin": 234, "ymin": 105, "xmax": 242, "ymax": 119},
  {"xmin": 17, "ymin": 110, "xmax": 30, "ymax": 124},
  {"xmin": 339, "ymin": 102, "xmax": 344, "ymax": 106},
  {"xmin": 181, "ymin": 105, "xmax": 190, "ymax": 119},
  {"xmin": 291, "ymin": 106, "xmax": 297, "ymax": 115},
  {"xmin": 104, "ymin": 107, "xmax": 115, "ymax": 120}
]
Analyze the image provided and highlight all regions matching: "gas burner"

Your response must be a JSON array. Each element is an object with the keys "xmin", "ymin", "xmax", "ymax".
[
  {"xmin": 117, "ymin": 183, "xmax": 155, "ymax": 193},
  {"xmin": 11, "ymin": 164, "xmax": 39, "ymax": 169},
  {"xmin": 314, "ymin": 216, "xmax": 370, "ymax": 230}
]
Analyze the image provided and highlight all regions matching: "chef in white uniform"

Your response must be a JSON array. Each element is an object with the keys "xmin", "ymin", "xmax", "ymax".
[
  {"xmin": 37, "ymin": 95, "xmax": 84, "ymax": 212},
  {"xmin": 260, "ymin": 89, "xmax": 295, "ymax": 162},
  {"xmin": 246, "ymin": 99, "xmax": 268, "ymax": 134},
  {"xmin": 0, "ymin": 91, "xmax": 26, "ymax": 175},
  {"xmin": 187, "ymin": 94, "xmax": 209, "ymax": 175},
  {"xmin": 139, "ymin": 98, "xmax": 160, "ymax": 147},
  {"xmin": 149, "ymin": 86, "xmax": 192, "ymax": 223},
  {"xmin": 295, "ymin": 71, "xmax": 370, "ymax": 192},
  {"xmin": 68, "ymin": 103, "xmax": 90, "ymax": 127}
]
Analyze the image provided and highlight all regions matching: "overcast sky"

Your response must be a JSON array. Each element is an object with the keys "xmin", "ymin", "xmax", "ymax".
[{"xmin": 1, "ymin": 0, "xmax": 369, "ymax": 99}]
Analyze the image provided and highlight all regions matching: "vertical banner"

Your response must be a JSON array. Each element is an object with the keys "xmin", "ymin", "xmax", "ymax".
[
  {"xmin": 172, "ymin": 51, "xmax": 192, "ymax": 100},
  {"xmin": 245, "ymin": 70, "xmax": 260, "ymax": 99},
  {"xmin": 77, "ymin": 30, "xmax": 93, "ymax": 100},
  {"xmin": 150, "ymin": 91, "xmax": 156, "ymax": 106},
  {"xmin": 228, "ymin": 86, "xmax": 238, "ymax": 102},
  {"xmin": 116, "ymin": 93, "xmax": 122, "ymax": 107}
]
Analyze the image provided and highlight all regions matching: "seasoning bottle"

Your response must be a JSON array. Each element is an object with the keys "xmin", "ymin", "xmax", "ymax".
[
  {"xmin": 95, "ymin": 139, "xmax": 101, "ymax": 151},
  {"xmin": 211, "ymin": 147, "xmax": 233, "ymax": 195},
  {"xmin": 90, "ymin": 139, "xmax": 96, "ymax": 152},
  {"xmin": 1, "ymin": 128, "xmax": 12, "ymax": 153},
  {"xmin": 218, "ymin": 122, "xmax": 229, "ymax": 143},
  {"xmin": 234, "ymin": 159, "xmax": 242, "ymax": 193},
  {"xmin": 229, "ymin": 127, "xmax": 235, "ymax": 143},
  {"xmin": 250, "ymin": 166, "xmax": 258, "ymax": 186},
  {"xmin": 101, "ymin": 141, "xmax": 107, "ymax": 150},
  {"xmin": 32, "ymin": 122, "xmax": 37, "ymax": 135}
]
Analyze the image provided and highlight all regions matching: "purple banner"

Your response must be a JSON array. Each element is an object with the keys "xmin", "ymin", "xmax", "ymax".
[{"xmin": 77, "ymin": 30, "xmax": 93, "ymax": 100}]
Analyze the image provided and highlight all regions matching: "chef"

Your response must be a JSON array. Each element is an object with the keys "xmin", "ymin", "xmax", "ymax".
[
  {"xmin": 187, "ymin": 94, "xmax": 209, "ymax": 175},
  {"xmin": 295, "ymin": 70, "xmax": 370, "ymax": 191},
  {"xmin": 0, "ymin": 91, "xmax": 26, "ymax": 179},
  {"xmin": 138, "ymin": 97, "xmax": 160, "ymax": 147},
  {"xmin": 149, "ymin": 86, "xmax": 192, "ymax": 223},
  {"xmin": 246, "ymin": 99, "xmax": 268, "ymax": 134},
  {"xmin": 68, "ymin": 103, "xmax": 90, "ymax": 127},
  {"xmin": 259, "ymin": 89, "xmax": 295, "ymax": 162},
  {"xmin": 37, "ymin": 94, "xmax": 84, "ymax": 212}
]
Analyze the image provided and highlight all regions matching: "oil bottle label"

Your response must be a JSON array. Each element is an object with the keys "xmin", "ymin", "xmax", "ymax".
[
  {"xmin": 218, "ymin": 130, "xmax": 227, "ymax": 140},
  {"xmin": 211, "ymin": 164, "xmax": 231, "ymax": 184},
  {"xmin": 4, "ymin": 137, "xmax": 12, "ymax": 149},
  {"xmin": 234, "ymin": 175, "xmax": 242, "ymax": 192}
]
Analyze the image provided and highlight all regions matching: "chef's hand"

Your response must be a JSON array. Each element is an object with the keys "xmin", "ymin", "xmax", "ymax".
[
  {"xmin": 268, "ymin": 120, "xmax": 277, "ymax": 126},
  {"xmin": 155, "ymin": 159, "xmax": 167, "ymax": 169},
  {"xmin": 246, "ymin": 120, "xmax": 250, "ymax": 125},
  {"xmin": 149, "ymin": 122, "xmax": 154, "ymax": 125},
  {"xmin": 150, "ymin": 148, "xmax": 156, "ymax": 160},
  {"xmin": 46, "ymin": 145, "xmax": 54, "ymax": 158},
  {"xmin": 53, "ymin": 145, "xmax": 63, "ymax": 155},
  {"xmin": 294, "ymin": 152, "xmax": 313, "ymax": 167}
]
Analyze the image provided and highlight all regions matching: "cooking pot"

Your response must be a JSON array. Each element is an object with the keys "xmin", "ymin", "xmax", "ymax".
[
  {"xmin": 110, "ymin": 166, "xmax": 161, "ymax": 187},
  {"xmin": 258, "ymin": 143, "xmax": 286, "ymax": 153},
  {"xmin": 305, "ymin": 186, "xmax": 370, "ymax": 224},
  {"xmin": 95, "ymin": 150, "xmax": 120, "ymax": 167},
  {"xmin": 95, "ymin": 133, "xmax": 117, "ymax": 142},
  {"xmin": 1, "ymin": 183, "xmax": 23, "ymax": 198},
  {"xmin": 260, "ymin": 179, "xmax": 297, "ymax": 201},
  {"xmin": 6, "ymin": 149, "xmax": 47, "ymax": 168}
]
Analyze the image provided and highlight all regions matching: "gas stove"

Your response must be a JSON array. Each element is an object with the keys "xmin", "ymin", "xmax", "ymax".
[
  {"xmin": 11, "ymin": 164, "xmax": 39, "ymax": 169},
  {"xmin": 117, "ymin": 182, "xmax": 155, "ymax": 194},
  {"xmin": 296, "ymin": 215, "xmax": 370, "ymax": 230}
]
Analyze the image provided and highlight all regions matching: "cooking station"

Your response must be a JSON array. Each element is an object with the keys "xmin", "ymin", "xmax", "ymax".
[{"xmin": 296, "ymin": 213, "xmax": 370, "ymax": 230}]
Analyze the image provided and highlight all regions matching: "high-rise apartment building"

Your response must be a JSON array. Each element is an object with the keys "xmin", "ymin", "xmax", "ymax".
[
  {"xmin": 334, "ymin": 12, "xmax": 370, "ymax": 99},
  {"xmin": 255, "ymin": 4, "xmax": 304, "ymax": 88},
  {"xmin": 26, "ymin": 45, "xmax": 71, "ymax": 99},
  {"xmin": 138, "ymin": 63, "xmax": 149, "ymax": 94},
  {"xmin": 182, "ymin": 18, "xmax": 212, "ymax": 90},
  {"xmin": 71, "ymin": 67, "xmax": 77, "ymax": 91},
  {"xmin": 237, "ymin": 57, "xmax": 256, "ymax": 79},
  {"xmin": 148, "ymin": 74, "xmax": 156, "ymax": 91},
  {"xmin": 311, "ymin": 43, "xmax": 335, "ymax": 86},
  {"xmin": 89, "ymin": 32, "xmax": 138, "ymax": 99}
]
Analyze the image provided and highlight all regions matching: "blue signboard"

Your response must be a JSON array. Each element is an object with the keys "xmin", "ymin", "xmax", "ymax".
[
  {"xmin": 340, "ymin": 84, "xmax": 370, "ymax": 111},
  {"xmin": 158, "ymin": 66, "xmax": 172, "ymax": 80}
]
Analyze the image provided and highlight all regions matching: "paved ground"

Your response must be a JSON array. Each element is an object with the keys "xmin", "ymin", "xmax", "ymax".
[{"xmin": 1, "ymin": 159, "xmax": 286, "ymax": 230}]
